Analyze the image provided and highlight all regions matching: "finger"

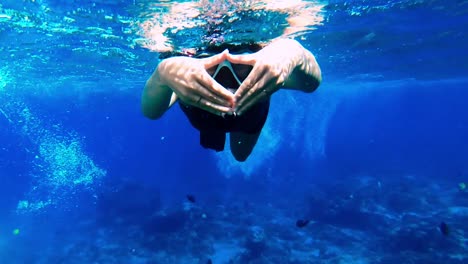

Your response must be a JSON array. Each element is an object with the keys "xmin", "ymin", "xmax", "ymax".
[
  {"xmin": 179, "ymin": 88, "xmax": 232, "ymax": 116},
  {"xmin": 226, "ymin": 52, "xmax": 256, "ymax": 65},
  {"xmin": 197, "ymin": 97, "xmax": 233, "ymax": 115},
  {"xmin": 236, "ymin": 75, "xmax": 278, "ymax": 115},
  {"xmin": 178, "ymin": 79, "xmax": 229, "ymax": 107},
  {"xmin": 198, "ymin": 71, "xmax": 235, "ymax": 104},
  {"xmin": 235, "ymin": 83, "xmax": 262, "ymax": 114},
  {"xmin": 234, "ymin": 66, "xmax": 267, "ymax": 106},
  {"xmin": 236, "ymin": 83, "xmax": 274, "ymax": 116},
  {"xmin": 196, "ymin": 79, "xmax": 233, "ymax": 106},
  {"xmin": 236, "ymin": 92, "xmax": 263, "ymax": 116},
  {"xmin": 201, "ymin": 50, "xmax": 228, "ymax": 69}
]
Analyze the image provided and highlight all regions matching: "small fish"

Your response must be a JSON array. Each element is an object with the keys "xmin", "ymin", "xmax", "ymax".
[
  {"xmin": 296, "ymin": 219, "xmax": 310, "ymax": 228},
  {"xmin": 186, "ymin": 194, "xmax": 196, "ymax": 203},
  {"xmin": 439, "ymin": 222, "xmax": 450, "ymax": 236},
  {"xmin": 206, "ymin": 259, "xmax": 213, "ymax": 264}
]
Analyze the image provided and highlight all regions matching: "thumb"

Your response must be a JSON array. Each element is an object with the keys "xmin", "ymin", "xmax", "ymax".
[
  {"xmin": 226, "ymin": 52, "xmax": 256, "ymax": 65},
  {"xmin": 202, "ymin": 50, "xmax": 228, "ymax": 69}
]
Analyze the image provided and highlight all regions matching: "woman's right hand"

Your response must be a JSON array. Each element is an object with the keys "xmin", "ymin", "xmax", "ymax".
[{"xmin": 157, "ymin": 51, "xmax": 235, "ymax": 115}]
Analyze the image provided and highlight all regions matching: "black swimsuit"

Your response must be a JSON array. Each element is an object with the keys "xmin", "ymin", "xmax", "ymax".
[{"xmin": 179, "ymin": 98, "xmax": 270, "ymax": 151}]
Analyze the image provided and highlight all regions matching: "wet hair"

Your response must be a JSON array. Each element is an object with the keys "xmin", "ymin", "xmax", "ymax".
[{"xmin": 158, "ymin": 42, "xmax": 265, "ymax": 59}]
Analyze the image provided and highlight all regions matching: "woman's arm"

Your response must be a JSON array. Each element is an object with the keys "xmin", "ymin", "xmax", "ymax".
[
  {"xmin": 141, "ymin": 53, "xmax": 236, "ymax": 119},
  {"xmin": 141, "ymin": 63, "xmax": 178, "ymax": 120},
  {"xmin": 280, "ymin": 39, "xmax": 322, "ymax": 92},
  {"xmin": 226, "ymin": 38, "xmax": 322, "ymax": 115}
]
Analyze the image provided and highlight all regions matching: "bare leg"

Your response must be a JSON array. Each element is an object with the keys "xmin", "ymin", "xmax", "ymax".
[{"xmin": 229, "ymin": 131, "xmax": 261, "ymax": 162}]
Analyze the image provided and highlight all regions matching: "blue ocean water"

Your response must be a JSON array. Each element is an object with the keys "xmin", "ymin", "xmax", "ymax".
[{"xmin": 0, "ymin": 0, "xmax": 467, "ymax": 263}]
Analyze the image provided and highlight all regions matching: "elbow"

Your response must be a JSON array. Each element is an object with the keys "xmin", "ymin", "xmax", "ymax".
[
  {"xmin": 141, "ymin": 91, "xmax": 167, "ymax": 120},
  {"xmin": 303, "ymin": 52, "xmax": 322, "ymax": 93},
  {"xmin": 305, "ymin": 67, "xmax": 322, "ymax": 93},
  {"xmin": 143, "ymin": 112, "xmax": 161, "ymax": 120},
  {"xmin": 141, "ymin": 104, "xmax": 164, "ymax": 120},
  {"xmin": 303, "ymin": 77, "xmax": 321, "ymax": 93}
]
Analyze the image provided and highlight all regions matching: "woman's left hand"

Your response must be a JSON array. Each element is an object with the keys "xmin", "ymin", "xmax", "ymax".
[{"xmin": 226, "ymin": 39, "xmax": 304, "ymax": 115}]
